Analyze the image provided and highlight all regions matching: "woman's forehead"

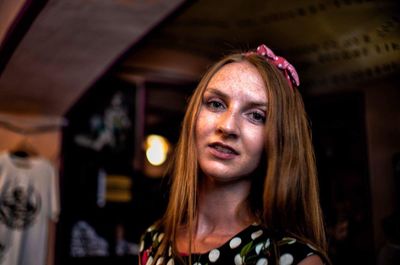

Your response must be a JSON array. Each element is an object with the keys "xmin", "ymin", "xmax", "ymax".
[{"xmin": 206, "ymin": 61, "xmax": 267, "ymax": 102}]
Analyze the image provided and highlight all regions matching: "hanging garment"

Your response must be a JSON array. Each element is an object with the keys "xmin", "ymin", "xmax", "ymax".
[{"xmin": 0, "ymin": 152, "xmax": 59, "ymax": 265}]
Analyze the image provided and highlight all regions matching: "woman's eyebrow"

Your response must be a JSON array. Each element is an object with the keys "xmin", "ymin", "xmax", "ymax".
[
  {"xmin": 247, "ymin": 102, "xmax": 267, "ymax": 109},
  {"xmin": 204, "ymin": 88, "xmax": 228, "ymax": 99}
]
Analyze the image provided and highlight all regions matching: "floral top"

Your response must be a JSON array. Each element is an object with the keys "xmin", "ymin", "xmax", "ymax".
[{"xmin": 139, "ymin": 223, "xmax": 322, "ymax": 265}]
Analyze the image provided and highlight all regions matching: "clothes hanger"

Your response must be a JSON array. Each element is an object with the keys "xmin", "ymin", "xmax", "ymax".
[
  {"xmin": 10, "ymin": 137, "xmax": 39, "ymax": 158},
  {"xmin": 0, "ymin": 116, "xmax": 66, "ymax": 159}
]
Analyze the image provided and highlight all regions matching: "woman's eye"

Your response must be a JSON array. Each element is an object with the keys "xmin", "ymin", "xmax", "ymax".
[
  {"xmin": 207, "ymin": 100, "xmax": 225, "ymax": 110},
  {"xmin": 249, "ymin": 111, "xmax": 266, "ymax": 124}
]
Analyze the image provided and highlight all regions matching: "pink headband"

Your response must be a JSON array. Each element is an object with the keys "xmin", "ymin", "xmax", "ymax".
[{"xmin": 244, "ymin": 44, "xmax": 300, "ymax": 89}]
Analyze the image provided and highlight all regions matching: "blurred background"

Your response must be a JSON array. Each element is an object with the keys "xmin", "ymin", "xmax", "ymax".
[{"xmin": 0, "ymin": 0, "xmax": 399, "ymax": 264}]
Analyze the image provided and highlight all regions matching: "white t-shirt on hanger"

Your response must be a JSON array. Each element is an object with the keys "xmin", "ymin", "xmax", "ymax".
[{"xmin": 0, "ymin": 152, "xmax": 60, "ymax": 265}]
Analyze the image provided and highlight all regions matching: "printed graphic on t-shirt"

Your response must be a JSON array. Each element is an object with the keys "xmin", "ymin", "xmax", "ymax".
[{"xmin": 0, "ymin": 180, "xmax": 41, "ymax": 229}]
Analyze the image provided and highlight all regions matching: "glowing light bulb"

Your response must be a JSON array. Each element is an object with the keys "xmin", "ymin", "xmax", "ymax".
[{"xmin": 145, "ymin": 134, "xmax": 170, "ymax": 166}]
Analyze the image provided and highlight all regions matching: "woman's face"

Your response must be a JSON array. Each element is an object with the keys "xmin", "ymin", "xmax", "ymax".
[{"xmin": 195, "ymin": 61, "xmax": 267, "ymax": 182}]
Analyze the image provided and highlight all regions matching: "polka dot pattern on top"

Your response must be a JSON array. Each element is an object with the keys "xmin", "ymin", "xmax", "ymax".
[{"xmin": 139, "ymin": 224, "xmax": 324, "ymax": 265}]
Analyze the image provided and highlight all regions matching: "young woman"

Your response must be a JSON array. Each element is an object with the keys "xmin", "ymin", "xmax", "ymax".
[{"xmin": 139, "ymin": 44, "xmax": 330, "ymax": 265}]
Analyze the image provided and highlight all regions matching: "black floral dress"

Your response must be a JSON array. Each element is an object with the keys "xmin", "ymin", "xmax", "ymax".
[{"xmin": 139, "ymin": 223, "xmax": 323, "ymax": 265}]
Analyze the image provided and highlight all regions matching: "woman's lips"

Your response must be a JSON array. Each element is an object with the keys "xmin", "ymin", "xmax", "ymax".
[{"xmin": 208, "ymin": 142, "xmax": 239, "ymax": 159}]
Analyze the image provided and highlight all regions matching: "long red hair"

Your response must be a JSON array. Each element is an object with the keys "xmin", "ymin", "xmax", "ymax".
[{"xmin": 150, "ymin": 53, "xmax": 328, "ymax": 263}]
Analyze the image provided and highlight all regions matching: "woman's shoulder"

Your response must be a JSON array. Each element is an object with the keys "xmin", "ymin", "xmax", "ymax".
[
  {"xmin": 139, "ymin": 223, "xmax": 167, "ymax": 265},
  {"xmin": 273, "ymin": 232, "xmax": 322, "ymax": 264},
  {"xmin": 235, "ymin": 224, "xmax": 324, "ymax": 265},
  {"xmin": 140, "ymin": 222, "xmax": 164, "ymax": 250}
]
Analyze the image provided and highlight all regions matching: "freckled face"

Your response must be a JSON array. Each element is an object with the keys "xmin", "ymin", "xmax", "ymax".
[{"xmin": 195, "ymin": 61, "xmax": 267, "ymax": 182}]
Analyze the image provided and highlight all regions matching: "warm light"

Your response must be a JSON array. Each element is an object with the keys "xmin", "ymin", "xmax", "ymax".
[{"xmin": 145, "ymin": 134, "xmax": 170, "ymax": 166}]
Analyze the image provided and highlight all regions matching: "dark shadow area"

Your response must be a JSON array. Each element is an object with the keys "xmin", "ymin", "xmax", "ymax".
[{"xmin": 306, "ymin": 92, "xmax": 374, "ymax": 264}]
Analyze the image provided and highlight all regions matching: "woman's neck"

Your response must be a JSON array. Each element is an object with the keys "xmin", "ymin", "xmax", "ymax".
[
  {"xmin": 175, "ymin": 176, "xmax": 256, "ymax": 254},
  {"xmin": 196, "ymin": 176, "xmax": 255, "ymax": 236}
]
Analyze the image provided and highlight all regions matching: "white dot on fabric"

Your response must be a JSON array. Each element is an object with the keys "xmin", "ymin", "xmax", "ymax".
[
  {"xmin": 280, "ymin": 253, "xmax": 294, "ymax": 265},
  {"xmin": 264, "ymin": 238, "xmax": 270, "ymax": 249},
  {"xmin": 193, "ymin": 263, "xmax": 202, "ymax": 265},
  {"xmin": 234, "ymin": 254, "xmax": 243, "ymax": 265},
  {"xmin": 282, "ymin": 237, "xmax": 296, "ymax": 244},
  {"xmin": 209, "ymin": 249, "xmax": 220, "ymax": 262},
  {"xmin": 256, "ymin": 258, "xmax": 268, "ymax": 265},
  {"xmin": 168, "ymin": 246, "xmax": 172, "ymax": 257},
  {"xmin": 152, "ymin": 233, "xmax": 158, "ymax": 241},
  {"xmin": 255, "ymin": 243, "xmax": 263, "ymax": 254},
  {"xmin": 251, "ymin": 230, "xmax": 263, "ymax": 239},
  {"xmin": 139, "ymin": 240, "xmax": 144, "ymax": 252},
  {"xmin": 145, "ymin": 256, "xmax": 154, "ymax": 265},
  {"xmin": 156, "ymin": 257, "xmax": 164, "ymax": 265},
  {"xmin": 158, "ymin": 233, "xmax": 165, "ymax": 242},
  {"xmin": 229, "ymin": 237, "xmax": 242, "ymax": 249},
  {"xmin": 166, "ymin": 258, "xmax": 175, "ymax": 265}
]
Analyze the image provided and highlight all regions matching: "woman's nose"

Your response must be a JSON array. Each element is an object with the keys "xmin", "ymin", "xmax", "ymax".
[{"xmin": 216, "ymin": 110, "xmax": 239, "ymax": 138}]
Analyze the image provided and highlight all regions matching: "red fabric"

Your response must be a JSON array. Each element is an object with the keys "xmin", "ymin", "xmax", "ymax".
[
  {"xmin": 141, "ymin": 248, "xmax": 150, "ymax": 265},
  {"xmin": 245, "ymin": 44, "xmax": 300, "ymax": 89}
]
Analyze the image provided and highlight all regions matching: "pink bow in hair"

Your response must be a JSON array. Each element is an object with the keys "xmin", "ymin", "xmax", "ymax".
[{"xmin": 246, "ymin": 44, "xmax": 300, "ymax": 89}]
